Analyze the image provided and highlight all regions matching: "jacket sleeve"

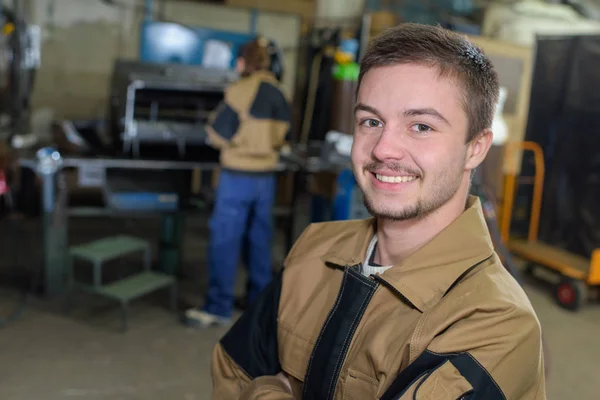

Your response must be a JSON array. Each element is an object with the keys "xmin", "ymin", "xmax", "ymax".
[
  {"xmin": 272, "ymin": 90, "xmax": 292, "ymax": 144},
  {"xmin": 211, "ymin": 271, "xmax": 294, "ymax": 399},
  {"xmin": 205, "ymin": 96, "xmax": 240, "ymax": 149},
  {"xmin": 247, "ymin": 81, "xmax": 292, "ymax": 148},
  {"xmin": 380, "ymin": 304, "xmax": 546, "ymax": 400}
]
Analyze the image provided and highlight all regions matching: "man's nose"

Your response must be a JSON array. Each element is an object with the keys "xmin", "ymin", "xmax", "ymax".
[{"xmin": 371, "ymin": 129, "xmax": 408, "ymax": 161}]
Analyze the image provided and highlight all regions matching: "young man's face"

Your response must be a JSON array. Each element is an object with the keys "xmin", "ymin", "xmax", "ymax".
[{"xmin": 351, "ymin": 63, "xmax": 490, "ymax": 221}]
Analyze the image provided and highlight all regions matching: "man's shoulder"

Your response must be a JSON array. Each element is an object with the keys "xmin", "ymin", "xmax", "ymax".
[
  {"xmin": 427, "ymin": 258, "xmax": 545, "ymax": 399},
  {"xmin": 285, "ymin": 219, "xmax": 373, "ymax": 266},
  {"xmin": 455, "ymin": 257, "xmax": 534, "ymax": 307},
  {"xmin": 443, "ymin": 257, "xmax": 540, "ymax": 330},
  {"xmin": 482, "ymin": 259, "xmax": 536, "ymax": 311}
]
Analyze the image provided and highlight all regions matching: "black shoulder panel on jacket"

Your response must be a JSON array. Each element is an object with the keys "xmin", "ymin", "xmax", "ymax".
[
  {"xmin": 211, "ymin": 103, "xmax": 240, "ymax": 141},
  {"xmin": 219, "ymin": 270, "xmax": 283, "ymax": 379},
  {"xmin": 249, "ymin": 81, "xmax": 291, "ymax": 123},
  {"xmin": 379, "ymin": 350, "xmax": 506, "ymax": 400}
]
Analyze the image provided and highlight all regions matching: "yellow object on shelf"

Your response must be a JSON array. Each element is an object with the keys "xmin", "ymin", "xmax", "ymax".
[
  {"xmin": 334, "ymin": 51, "xmax": 353, "ymax": 65},
  {"xmin": 3, "ymin": 23, "xmax": 14, "ymax": 36}
]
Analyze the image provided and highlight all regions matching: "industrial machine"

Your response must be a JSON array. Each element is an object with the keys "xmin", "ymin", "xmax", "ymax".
[
  {"xmin": 501, "ymin": 141, "xmax": 600, "ymax": 311},
  {"xmin": 108, "ymin": 19, "xmax": 285, "ymax": 159},
  {"xmin": 107, "ymin": 59, "xmax": 237, "ymax": 158}
]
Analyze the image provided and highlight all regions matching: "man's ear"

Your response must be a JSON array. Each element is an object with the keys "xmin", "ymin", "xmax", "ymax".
[{"xmin": 465, "ymin": 129, "xmax": 493, "ymax": 170}]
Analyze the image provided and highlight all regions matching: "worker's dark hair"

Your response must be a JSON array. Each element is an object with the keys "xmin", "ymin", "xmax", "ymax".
[
  {"xmin": 358, "ymin": 23, "xmax": 499, "ymax": 142},
  {"xmin": 238, "ymin": 37, "xmax": 270, "ymax": 76}
]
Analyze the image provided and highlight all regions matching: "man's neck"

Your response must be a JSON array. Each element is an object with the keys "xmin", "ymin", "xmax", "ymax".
[{"xmin": 373, "ymin": 194, "xmax": 469, "ymax": 266}]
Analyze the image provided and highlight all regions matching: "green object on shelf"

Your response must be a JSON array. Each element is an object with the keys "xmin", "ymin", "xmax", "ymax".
[{"xmin": 333, "ymin": 62, "xmax": 359, "ymax": 81}]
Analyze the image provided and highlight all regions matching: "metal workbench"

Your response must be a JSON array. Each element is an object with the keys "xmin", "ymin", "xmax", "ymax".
[{"xmin": 21, "ymin": 148, "xmax": 306, "ymax": 296}]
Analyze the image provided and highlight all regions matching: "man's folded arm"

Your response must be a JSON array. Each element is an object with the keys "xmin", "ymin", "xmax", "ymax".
[{"xmin": 211, "ymin": 271, "xmax": 293, "ymax": 399}]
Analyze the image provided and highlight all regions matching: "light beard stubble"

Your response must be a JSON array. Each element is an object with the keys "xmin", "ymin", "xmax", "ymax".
[
  {"xmin": 362, "ymin": 193, "xmax": 425, "ymax": 221},
  {"xmin": 361, "ymin": 162, "xmax": 465, "ymax": 222}
]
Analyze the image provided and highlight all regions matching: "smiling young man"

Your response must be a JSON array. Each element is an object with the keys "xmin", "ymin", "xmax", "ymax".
[{"xmin": 210, "ymin": 24, "xmax": 547, "ymax": 400}]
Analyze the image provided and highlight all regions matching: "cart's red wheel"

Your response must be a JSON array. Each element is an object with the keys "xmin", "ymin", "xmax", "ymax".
[{"xmin": 554, "ymin": 278, "xmax": 586, "ymax": 312}]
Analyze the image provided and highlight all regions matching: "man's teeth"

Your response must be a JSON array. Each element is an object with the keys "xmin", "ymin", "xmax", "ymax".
[{"xmin": 375, "ymin": 174, "xmax": 417, "ymax": 183}]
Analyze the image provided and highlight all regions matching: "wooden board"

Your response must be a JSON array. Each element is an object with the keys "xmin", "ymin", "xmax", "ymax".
[{"xmin": 509, "ymin": 239, "xmax": 589, "ymax": 280}]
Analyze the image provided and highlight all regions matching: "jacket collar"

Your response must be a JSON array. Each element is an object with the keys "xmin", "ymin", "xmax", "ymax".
[
  {"xmin": 321, "ymin": 196, "xmax": 494, "ymax": 312},
  {"xmin": 246, "ymin": 70, "xmax": 278, "ymax": 84}
]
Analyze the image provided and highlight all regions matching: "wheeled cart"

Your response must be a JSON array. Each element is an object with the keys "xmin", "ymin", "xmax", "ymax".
[{"xmin": 501, "ymin": 141, "xmax": 600, "ymax": 311}]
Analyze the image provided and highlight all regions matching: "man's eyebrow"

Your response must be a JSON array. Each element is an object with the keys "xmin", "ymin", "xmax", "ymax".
[
  {"xmin": 404, "ymin": 108, "xmax": 450, "ymax": 126},
  {"xmin": 354, "ymin": 103, "xmax": 382, "ymax": 118}
]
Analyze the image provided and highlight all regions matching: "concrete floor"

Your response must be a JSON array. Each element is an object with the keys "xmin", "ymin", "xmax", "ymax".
[{"xmin": 0, "ymin": 215, "xmax": 598, "ymax": 399}]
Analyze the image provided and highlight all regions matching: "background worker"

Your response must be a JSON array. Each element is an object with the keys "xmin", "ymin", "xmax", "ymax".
[{"xmin": 184, "ymin": 37, "xmax": 292, "ymax": 328}]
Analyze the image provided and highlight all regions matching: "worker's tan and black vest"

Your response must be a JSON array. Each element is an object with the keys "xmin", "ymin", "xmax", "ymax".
[{"xmin": 206, "ymin": 70, "xmax": 291, "ymax": 173}]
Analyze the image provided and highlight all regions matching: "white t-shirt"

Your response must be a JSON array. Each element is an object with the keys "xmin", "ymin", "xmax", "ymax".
[{"xmin": 361, "ymin": 235, "xmax": 393, "ymax": 277}]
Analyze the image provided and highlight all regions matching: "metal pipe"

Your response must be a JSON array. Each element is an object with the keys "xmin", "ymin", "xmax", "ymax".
[
  {"xmin": 250, "ymin": 8, "xmax": 258, "ymax": 34},
  {"xmin": 123, "ymin": 80, "xmax": 142, "ymax": 152},
  {"xmin": 499, "ymin": 141, "xmax": 545, "ymax": 243},
  {"xmin": 500, "ymin": 172, "xmax": 516, "ymax": 244},
  {"xmin": 359, "ymin": 12, "xmax": 371, "ymax": 62},
  {"xmin": 144, "ymin": 0, "xmax": 153, "ymax": 21},
  {"xmin": 526, "ymin": 141, "xmax": 545, "ymax": 242}
]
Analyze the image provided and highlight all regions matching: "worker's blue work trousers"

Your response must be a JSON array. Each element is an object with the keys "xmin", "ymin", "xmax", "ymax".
[{"xmin": 203, "ymin": 170, "xmax": 276, "ymax": 318}]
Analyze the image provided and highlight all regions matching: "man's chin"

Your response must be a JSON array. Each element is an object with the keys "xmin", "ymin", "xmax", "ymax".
[{"xmin": 363, "ymin": 198, "xmax": 421, "ymax": 221}]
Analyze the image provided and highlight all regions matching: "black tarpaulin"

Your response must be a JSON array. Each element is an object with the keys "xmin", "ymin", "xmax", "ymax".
[{"xmin": 524, "ymin": 35, "xmax": 600, "ymax": 258}]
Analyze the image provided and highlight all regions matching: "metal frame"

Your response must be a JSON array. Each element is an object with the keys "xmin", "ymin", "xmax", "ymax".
[{"xmin": 121, "ymin": 73, "xmax": 234, "ymax": 158}]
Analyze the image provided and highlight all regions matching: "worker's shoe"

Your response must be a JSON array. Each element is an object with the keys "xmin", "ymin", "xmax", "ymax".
[{"xmin": 183, "ymin": 308, "xmax": 231, "ymax": 328}]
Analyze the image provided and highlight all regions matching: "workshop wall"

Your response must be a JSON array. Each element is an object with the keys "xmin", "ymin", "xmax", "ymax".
[
  {"xmin": 29, "ymin": 0, "xmax": 139, "ymax": 121},
  {"xmin": 316, "ymin": 0, "xmax": 364, "ymax": 21},
  {"xmin": 28, "ymin": 0, "xmax": 300, "ymax": 122}
]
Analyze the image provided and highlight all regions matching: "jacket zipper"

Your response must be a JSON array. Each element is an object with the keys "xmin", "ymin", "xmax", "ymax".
[
  {"xmin": 325, "ymin": 261, "xmax": 363, "ymax": 272},
  {"xmin": 348, "ymin": 263, "xmax": 362, "ymax": 272},
  {"xmin": 307, "ymin": 261, "xmax": 378, "ymax": 400}
]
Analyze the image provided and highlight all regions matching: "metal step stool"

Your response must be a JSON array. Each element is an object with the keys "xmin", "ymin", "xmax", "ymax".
[{"xmin": 66, "ymin": 235, "xmax": 177, "ymax": 332}]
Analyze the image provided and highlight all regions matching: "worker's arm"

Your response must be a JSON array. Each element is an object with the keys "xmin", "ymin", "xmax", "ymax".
[
  {"xmin": 247, "ymin": 81, "xmax": 292, "ymax": 150},
  {"xmin": 205, "ymin": 99, "xmax": 239, "ymax": 150},
  {"xmin": 383, "ymin": 305, "xmax": 546, "ymax": 399},
  {"xmin": 211, "ymin": 271, "xmax": 294, "ymax": 399},
  {"xmin": 271, "ymin": 89, "xmax": 292, "ymax": 147}
]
